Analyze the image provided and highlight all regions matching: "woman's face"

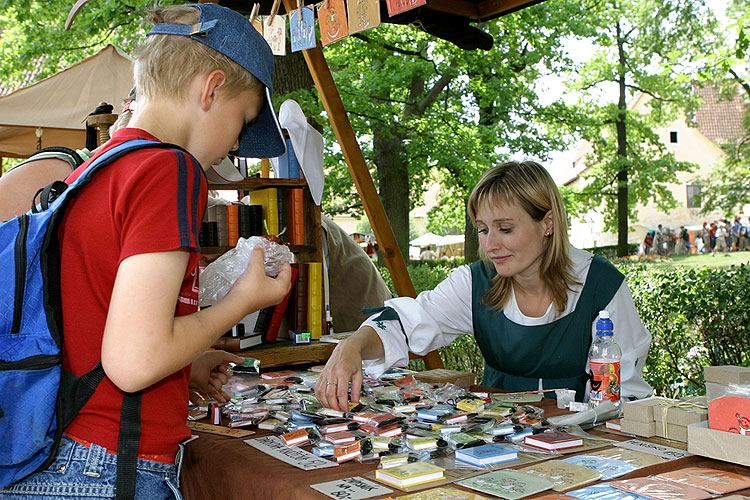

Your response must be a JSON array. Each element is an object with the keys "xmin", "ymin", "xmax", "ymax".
[{"xmin": 475, "ymin": 199, "xmax": 550, "ymax": 280}]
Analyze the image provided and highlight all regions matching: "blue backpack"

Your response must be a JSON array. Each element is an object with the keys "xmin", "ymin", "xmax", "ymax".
[{"xmin": 0, "ymin": 139, "xmax": 188, "ymax": 498}]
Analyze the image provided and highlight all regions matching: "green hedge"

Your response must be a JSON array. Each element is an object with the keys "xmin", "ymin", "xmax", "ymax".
[{"xmin": 378, "ymin": 260, "xmax": 750, "ymax": 396}]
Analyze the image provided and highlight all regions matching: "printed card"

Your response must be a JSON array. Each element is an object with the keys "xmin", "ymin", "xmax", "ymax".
[
  {"xmin": 264, "ymin": 15, "xmax": 287, "ymax": 56},
  {"xmin": 609, "ymin": 477, "xmax": 713, "ymax": 500},
  {"xmin": 245, "ymin": 435, "xmax": 338, "ymax": 470},
  {"xmin": 519, "ymin": 461, "xmax": 601, "ymax": 492},
  {"xmin": 385, "ymin": 0, "xmax": 426, "ymax": 17},
  {"xmin": 290, "ymin": 7, "xmax": 316, "ymax": 52},
  {"xmin": 456, "ymin": 469, "xmax": 554, "ymax": 500},
  {"xmin": 561, "ymin": 454, "xmax": 636, "ymax": 480},
  {"xmin": 311, "ymin": 476, "xmax": 392, "ymax": 499},
  {"xmin": 318, "ymin": 0, "xmax": 349, "ymax": 46},
  {"xmin": 656, "ymin": 466, "xmax": 750, "ymax": 495},
  {"xmin": 347, "ymin": 0, "xmax": 380, "ymax": 35}
]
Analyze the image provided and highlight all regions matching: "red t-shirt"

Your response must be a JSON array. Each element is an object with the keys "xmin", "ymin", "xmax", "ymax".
[{"xmin": 59, "ymin": 128, "xmax": 207, "ymax": 455}]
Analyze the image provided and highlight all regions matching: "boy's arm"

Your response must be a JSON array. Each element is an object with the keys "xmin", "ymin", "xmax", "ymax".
[{"xmin": 102, "ymin": 246, "xmax": 291, "ymax": 393}]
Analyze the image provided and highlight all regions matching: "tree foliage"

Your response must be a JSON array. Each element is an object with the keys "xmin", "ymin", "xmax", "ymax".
[{"xmin": 558, "ymin": 0, "xmax": 721, "ymax": 256}]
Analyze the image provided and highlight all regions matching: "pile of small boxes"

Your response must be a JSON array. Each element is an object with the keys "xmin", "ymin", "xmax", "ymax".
[
  {"xmin": 621, "ymin": 395, "xmax": 708, "ymax": 443},
  {"xmin": 688, "ymin": 365, "xmax": 750, "ymax": 467}
]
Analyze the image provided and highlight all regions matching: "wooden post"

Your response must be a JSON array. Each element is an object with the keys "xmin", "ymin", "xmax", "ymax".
[{"xmin": 281, "ymin": 0, "xmax": 443, "ymax": 370}]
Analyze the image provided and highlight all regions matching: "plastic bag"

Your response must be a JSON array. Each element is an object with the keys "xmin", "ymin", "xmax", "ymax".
[{"xmin": 199, "ymin": 236, "xmax": 293, "ymax": 306}]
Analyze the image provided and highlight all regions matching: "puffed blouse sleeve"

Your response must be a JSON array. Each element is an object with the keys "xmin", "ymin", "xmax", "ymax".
[{"xmin": 360, "ymin": 265, "xmax": 475, "ymax": 378}]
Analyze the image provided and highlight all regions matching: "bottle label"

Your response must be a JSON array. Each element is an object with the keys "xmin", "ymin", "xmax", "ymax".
[{"xmin": 589, "ymin": 361, "xmax": 621, "ymax": 402}]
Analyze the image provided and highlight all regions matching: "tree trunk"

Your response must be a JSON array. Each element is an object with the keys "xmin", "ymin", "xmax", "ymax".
[
  {"xmin": 464, "ymin": 198, "xmax": 479, "ymax": 263},
  {"xmin": 373, "ymin": 127, "xmax": 410, "ymax": 260},
  {"xmin": 616, "ymin": 21, "xmax": 629, "ymax": 258},
  {"xmin": 273, "ymin": 51, "xmax": 314, "ymax": 96}
]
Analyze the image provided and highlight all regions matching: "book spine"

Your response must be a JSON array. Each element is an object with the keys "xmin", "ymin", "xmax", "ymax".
[
  {"xmin": 264, "ymin": 266, "xmax": 298, "ymax": 343},
  {"xmin": 249, "ymin": 205, "xmax": 263, "ymax": 236},
  {"xmin": 294, "ymin": 262, "xmax": 308, "ymax": 331},
  {"xmin": 206, "ymin": 205, "xmax": 218, "ymax": 247},
  {"xmin": 254, "ymin": 306, "xmax": 274, "ymax": 336},
  {"xmin": 277, "ymin": 188, "xmax": 288, "ymax": 244},
  {"xmin": 237, "ymin": 204, "xmax": 252, "ymax": 239},
  {"xmin": 199, "ymin": 209, "xmax": 209, "ymax": 248},
  {"xmin": 286, "ymin": 139, "xmax": 300, "ymax": 178},
  {"xmin": 226, "ymin": 204, "xmax": 239, "ymax": 246},
  {"xmin": 307, "ymin": 261, "xmax": 323, "ymax": 339},
  {"xmin": 288, "ymin": 188, "xmax": 305, "ymax": 246},
  {"xmin": 266, "ymin": 188, "xmax": 279, "ymax": 236},
  {"xmin": 215, "ymin": 204, "xmax": 228, "ymax": 247}
]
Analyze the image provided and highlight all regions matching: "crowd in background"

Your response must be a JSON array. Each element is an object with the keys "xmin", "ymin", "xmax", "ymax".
[{"xmin": 642, "ymin": 217, "xmax": 750, "ymax": 257}]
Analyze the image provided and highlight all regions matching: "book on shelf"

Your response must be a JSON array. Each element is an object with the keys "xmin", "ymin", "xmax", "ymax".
[
  {"xmin": 455, "ymin": 443, "xmax": 518, "ymax": 467},
  {"xmin": 374, "ymin": 461, "xmax": 445, "ymax": 488},
  {"xmin": 290, "ymin": 262, "xmax": 308, "ymax": 331},
  {"xmin": 287, "ymin": 188, "xmax": 305, "ymax": 245},
  {"xmin": 226, "ymin": 203, "xmax": 239, "ymax": 246},
  {"xmin": 276, "ymin": 137, "xmax": 301, "ymax": 179},
  {"xmin": 237, "ymin": 203, "xmax": 251, "ymax": 239},
  {"xmin": 263, "ymin": 265, "xmax": 298, "ymax": 343},
  {"xmin": 276, "ymin": 188, "xmax": 288, "ymax": 243},
  {"xmin": 211, "ymin": 333, "xmax": 262, "ymax": 351},
  {"xmin": 214, "ymin": 203, "xmax": 228, "ymax": 247},
  {"xmin": 524, "ymin": 431, "xmax": 583, "ymax": 451},
  {"xmin": 249, "ymin": 188, "xmax": 278, "ymax": 236},
  {"xmin": 204, "ymin": 205, "xmax": 218, "ymax": 246},
  {"xmin": 307, "ymin": 261, "xmax": 323, "ymax": 339},
  {"xmin": 253, "ymin": 306, "xmax": 274, "ymax": 337}
]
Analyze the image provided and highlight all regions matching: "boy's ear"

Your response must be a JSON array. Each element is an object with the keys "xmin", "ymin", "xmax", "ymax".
[{"xmin": 200, "ymin": 70, "xmax": 228, "ymax": 111}]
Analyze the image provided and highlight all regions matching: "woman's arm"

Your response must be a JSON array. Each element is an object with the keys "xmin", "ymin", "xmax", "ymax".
[
  {"xmin": 101, "ymin": 246, "xmax": 291, "ymax": 393},
  {"xmin": 314, "ymin": 265, "xmax": 476, "ymax": 411}
]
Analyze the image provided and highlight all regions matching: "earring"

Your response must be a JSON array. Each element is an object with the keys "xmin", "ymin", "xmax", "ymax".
[{"xmin": 545, "ymin": 231, "xmax": 552, "ymax": 237}]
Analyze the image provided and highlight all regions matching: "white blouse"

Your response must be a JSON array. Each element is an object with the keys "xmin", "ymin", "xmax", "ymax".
[{"xmin": 361, "ymin": 247, "xmax": 653, "ymax": 400}]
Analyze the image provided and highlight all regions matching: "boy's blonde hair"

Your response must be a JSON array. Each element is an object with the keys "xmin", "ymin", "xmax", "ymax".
[
  {"xmin": 134, "ymin": 6, "xmax": 262, "ymax": 102},
  {"xmin": 468, "ymin": 161, "xmax": 577, "ymax": 314}
]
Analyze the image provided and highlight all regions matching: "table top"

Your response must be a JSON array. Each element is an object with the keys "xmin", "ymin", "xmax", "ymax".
[{"xmin": 179, "ymin": 395, "xmax": 750, "ymax": 500}]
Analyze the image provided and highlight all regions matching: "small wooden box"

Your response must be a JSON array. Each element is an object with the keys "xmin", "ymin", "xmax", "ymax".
[{"xmin": 414, "ymin": 369, "xmax": 475, "ymax": 389}]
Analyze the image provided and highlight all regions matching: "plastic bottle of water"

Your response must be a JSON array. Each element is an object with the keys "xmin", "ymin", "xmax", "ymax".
[{"xmin": 588, "ymin": 311, "xmax": 622, "ymax": 405}]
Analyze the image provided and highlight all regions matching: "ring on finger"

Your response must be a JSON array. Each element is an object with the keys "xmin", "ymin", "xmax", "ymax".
[{"xmin": 326, "ymin": 381, "xmax": 338, "ymax": 386}]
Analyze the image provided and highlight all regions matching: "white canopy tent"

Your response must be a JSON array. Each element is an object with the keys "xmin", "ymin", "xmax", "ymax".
[{"xmin": 0, "ymin": 45, "xmax": 134, "ymax": 159}]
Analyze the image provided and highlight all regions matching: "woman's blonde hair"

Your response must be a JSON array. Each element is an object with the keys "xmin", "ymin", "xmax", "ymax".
[
  {"xmin": 134, "ymin": 6, "xmax": 262, "ymax": 102},
  {"xmin": 467, "ymin": 160, "xmax": 577, "ymax": 313}
]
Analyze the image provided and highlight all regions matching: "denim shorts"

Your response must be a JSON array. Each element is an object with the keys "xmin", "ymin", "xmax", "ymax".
[{"xmin": 0, "ymin": 435, "xmax": 184, "ymax": 499}]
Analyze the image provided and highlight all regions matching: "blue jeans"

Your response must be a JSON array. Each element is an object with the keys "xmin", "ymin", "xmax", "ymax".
[{"xmin": 0, "ymin": 435, "xmax": 184, "ymax": 499}]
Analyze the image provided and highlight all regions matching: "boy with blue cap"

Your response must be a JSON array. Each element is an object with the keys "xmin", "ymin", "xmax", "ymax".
[{"xmin": 0, "ymin": 4, "xmax": 290, "ymax": 499}]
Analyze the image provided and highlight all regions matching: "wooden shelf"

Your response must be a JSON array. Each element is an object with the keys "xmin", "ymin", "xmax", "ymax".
[
  {"xmin": 201, "ymin": 244, "xmax": 317, "ymax": 255},
  {"xmin": 230, "ymin": 339, "xmax": 336, "ymax": 369},
  {"xmin": 208, "ymin": 178, "xmax": 308, "ymax": 190}
]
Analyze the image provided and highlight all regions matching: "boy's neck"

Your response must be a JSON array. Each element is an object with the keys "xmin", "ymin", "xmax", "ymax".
[{"xmin": 127, "ymin": 100, "xmax": 202, "ymax": 165}]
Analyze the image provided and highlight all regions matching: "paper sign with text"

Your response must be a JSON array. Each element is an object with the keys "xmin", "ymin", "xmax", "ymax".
[
  {"xmin": 290, "ymin": 7, "xmax": 316, "ymax": 52},
  {"xmin": 311, "ymin": 476, "xmax": 393, "ymax": 499},
  {"xmin": 385, "ymin": 0, "xmax": 426, "ymax": 17},
  {"xmin": 245, "ymin": 435, "xmax": 339, "ymax": 470},
  {"xmin": 347, "ymin": 0, "xmax": 380, "ymax": 35},
  {"xmin": 319, "ymin": 0, "xmax": 349, "ymax": 46},
  {"xmin": 264, "ymin": 15, "xmax": 287, "ymax": 56},
  {"xmin": 617, "ymin": 439, "xmax": 692, "ymax": 460}
]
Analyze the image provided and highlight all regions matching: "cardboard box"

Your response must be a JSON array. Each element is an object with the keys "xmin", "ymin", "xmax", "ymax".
[
  {"xmin": 413, "ymin": 369, "xmax": 475, "ymax": 389},
  {"xmin": 622, "ymin": 396, "xmax": 669, "ymax": 423},
  {"xmin": 704, "ymin": 365, "xmax": 750, "ymax": 386},
  {"xmin": 620, "ymin": 418, "xmax": 656, "ymax": 438},
  {"xmin": 654, "ymin": 421, "xmax": 687, "ymax": 442},
  {"xmin": 688, "ymin": 420, "xmax": 750, "ymax": 467},
  {"xmin": 651, "ymin": 396, "xmax": 707, "ymax": 427}
]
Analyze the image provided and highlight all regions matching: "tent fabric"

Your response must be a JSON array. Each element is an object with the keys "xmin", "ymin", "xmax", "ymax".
[{"xmin": 0, "ymin": 45, "xmax": 134, "ymax": 158}]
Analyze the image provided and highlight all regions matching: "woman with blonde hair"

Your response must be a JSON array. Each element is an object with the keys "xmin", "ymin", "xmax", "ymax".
[{"xmin": 315, "ymin": 160, "xmax": 652, "ymax": 410}]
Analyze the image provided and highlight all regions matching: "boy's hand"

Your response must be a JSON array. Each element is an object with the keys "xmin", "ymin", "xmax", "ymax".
[
  {"xmin": 229, "ymin": 245, "xmax": 292, "ymax": 311},
  {"xmin": 190, "ymin": 350, "xmax": 244, "ymax": 403}
]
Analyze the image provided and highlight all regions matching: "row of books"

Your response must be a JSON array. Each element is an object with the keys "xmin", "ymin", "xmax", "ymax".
[
  {"xmin": 200, "ymin": 187, "xmax": 306, "ymax": 248},
  {"xmin": 212, "ymin": 260, "xmax": 323, "ymax": 350}
]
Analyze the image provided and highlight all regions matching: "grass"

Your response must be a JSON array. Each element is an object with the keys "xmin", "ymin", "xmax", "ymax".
[{"xmin": 649, "ymin": 250, "xmax": 750, "ymax": 269}]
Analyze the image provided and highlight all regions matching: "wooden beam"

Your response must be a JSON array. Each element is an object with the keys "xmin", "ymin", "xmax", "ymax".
[
  {"xmin": 425, "ymin": 0, "xmax": 541, "ymax": 20},
  {"xmin": 280, "ymin": 0, "xmax": 443, "ymax": 369}
]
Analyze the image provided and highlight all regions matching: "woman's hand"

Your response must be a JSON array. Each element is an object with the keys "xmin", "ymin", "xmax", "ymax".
[
  {"xmin": 315, "ymin": 339, "xmax": 364, "ymax": 411},
  {"xmin": 189, "ymin": 350, "xmax": 244, "ymax": 403}
]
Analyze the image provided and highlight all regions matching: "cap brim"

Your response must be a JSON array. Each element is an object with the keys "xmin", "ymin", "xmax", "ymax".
[
  {"xmin": 235, "ymin": 87, "xmax": 286, "ymax": 159},
  {"xmin": 206, "ymin": 156, "xmax": 244, "ymax": 183}
]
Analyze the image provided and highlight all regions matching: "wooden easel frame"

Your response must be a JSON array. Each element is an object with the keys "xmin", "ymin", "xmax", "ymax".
[{"xmin": 281, "ymin": 0, "xmax": 443, "ymax": 370}]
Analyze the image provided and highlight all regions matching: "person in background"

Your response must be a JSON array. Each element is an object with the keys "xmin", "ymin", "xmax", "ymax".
[
  {"xmin": 420, "ymin": 246, "xmax": 436, "ymax": 260},
  {"xmin": 321, "ymin": 215, "xmax": 393, "ymax": 332},
  {"xmin": 0, "ymin": 4, "xmax": 291, "ymax": 498},
  {"xmin": 315, "ymin": 161, "xmax": 652, "ymax": 411}
]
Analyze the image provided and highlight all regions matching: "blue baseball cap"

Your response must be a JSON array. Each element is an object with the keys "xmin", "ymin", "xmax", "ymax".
[{"xmin": 147, "ymin": 3, "xmax": 286, "ymax": 159}]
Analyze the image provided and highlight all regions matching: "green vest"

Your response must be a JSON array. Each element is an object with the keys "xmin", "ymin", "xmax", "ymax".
[{"xmin": 470, "ymin": 255, "xmax": 623, "ymax": 401}]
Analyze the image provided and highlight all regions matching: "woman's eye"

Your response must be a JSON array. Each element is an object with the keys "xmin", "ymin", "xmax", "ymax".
[{"xmin": 478, "ymin": 228, "xmax": 488, "ymax": 235}]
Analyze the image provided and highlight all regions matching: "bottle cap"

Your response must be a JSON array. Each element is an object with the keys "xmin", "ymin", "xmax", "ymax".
[{"xmin": 596, "ymin": 310, "xmax": 614, "ymax": 336}]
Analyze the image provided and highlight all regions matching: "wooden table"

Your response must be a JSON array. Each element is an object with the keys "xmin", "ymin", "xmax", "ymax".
[
  {"xmin": 236, "ymin": 339, "xmax": 337, "ymax": 369},
  {"xmin": 179, "ymin": 396, "xmax": 750, "ymax": 499}
]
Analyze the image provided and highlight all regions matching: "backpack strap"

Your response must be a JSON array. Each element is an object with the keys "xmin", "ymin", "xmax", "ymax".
[{"xmin": 116, "ymin": 392, "xmax": 142, "ymax": 500}]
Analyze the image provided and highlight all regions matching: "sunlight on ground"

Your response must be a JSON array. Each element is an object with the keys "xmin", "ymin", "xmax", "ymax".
[{"xmin": 649, "ymin": 251, "xmax": 750, "ymax": 269}]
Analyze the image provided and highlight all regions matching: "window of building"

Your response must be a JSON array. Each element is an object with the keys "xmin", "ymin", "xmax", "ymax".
[
  {"xmin": 670, "ymin": 131, "xmax": 678, "ymax": 143},
  {"xmin": 686, "ymin": 185, "xmax": 701, "ymax": 208}
]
